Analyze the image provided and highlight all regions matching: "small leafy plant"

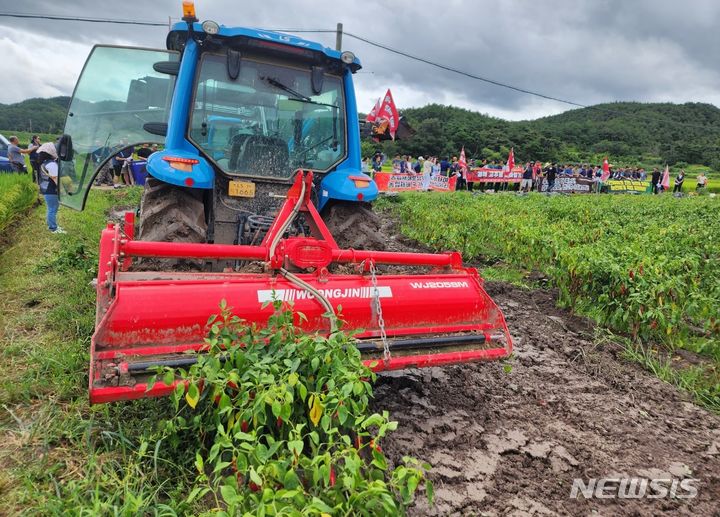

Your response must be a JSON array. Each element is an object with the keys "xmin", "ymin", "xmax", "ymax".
[{"xmin": 153, "ymin": 300, "xmax": 432, "ymax": 515}]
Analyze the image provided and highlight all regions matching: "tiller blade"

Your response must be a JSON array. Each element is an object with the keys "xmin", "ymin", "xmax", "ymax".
[{"xmin": 90, "ymin": 172, "xmax": 512, "ymax": 403}]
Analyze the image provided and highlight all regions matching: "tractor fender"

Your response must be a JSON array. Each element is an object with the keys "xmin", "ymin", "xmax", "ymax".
[
  {"xmin": 318, "ymin": 170, "xmax": 378, "ymax": 211},
  {"xmin": 146, "ymin": 149, "xmax": 214, "ymax": 189}
]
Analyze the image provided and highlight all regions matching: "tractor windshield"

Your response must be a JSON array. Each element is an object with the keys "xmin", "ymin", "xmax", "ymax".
[{"xmin": 189, "ymin": 53, "xmax": 346, "ymax": 180}]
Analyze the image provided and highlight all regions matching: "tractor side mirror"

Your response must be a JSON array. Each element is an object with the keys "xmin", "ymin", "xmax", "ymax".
[
  {"xmin": 311, "ymin": 66, "xmax": 324, "ymax": 95},
  {"xmin": 58, "ymin": 134, "xmax": 73, "ymax": 161},
  {"xmin": 227, "ymin": 49, "xmax": 241, "ymax": 80}
]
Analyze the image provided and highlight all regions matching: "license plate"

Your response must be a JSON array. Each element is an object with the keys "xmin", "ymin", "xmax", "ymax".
[{"xmin": 228, "ymin": 180, "xmax": 255, "ymax": 198}]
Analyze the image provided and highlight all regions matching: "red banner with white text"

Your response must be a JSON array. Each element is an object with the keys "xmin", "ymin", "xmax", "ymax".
[
  {"xmin": 374, "ymin": 172, "xmax": 458, "ymax": 192},
  {"xmin": 466, "ymin": 166, "xmax": 524, "ymax": 183}
]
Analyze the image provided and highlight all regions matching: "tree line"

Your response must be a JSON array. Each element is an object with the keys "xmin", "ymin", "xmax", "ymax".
[
  {"xmin": 2, "ymin": 96, "xmax": 719, "ymax": 170},
  {"xmin": 0, "ymin": 96, "xmax": 70, "ymax": 135},
  {"xmin": 366, "ymin": 101, "xmax": 720, "ymax": 170}
]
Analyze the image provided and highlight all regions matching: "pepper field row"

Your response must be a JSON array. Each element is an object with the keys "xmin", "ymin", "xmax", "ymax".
[{"xmin": 383, "ymin": 192, "xmax": 720, "ymax": 361}]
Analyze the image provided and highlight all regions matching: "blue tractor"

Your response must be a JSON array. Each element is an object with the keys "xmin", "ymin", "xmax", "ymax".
[{"xmin": 57, "ymin": 3, "xmax": 380, "ymax": 260}]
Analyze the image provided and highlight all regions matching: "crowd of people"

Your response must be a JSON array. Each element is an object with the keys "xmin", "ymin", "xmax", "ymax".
[
  {"xmin": 93, "ymin": 141, "xmax": 158, "ymax": 188},
  {"xmin": 362, "ymin": 152, "xmax": 713, "ymax": 195},
  {"xmin": 4, "ymin": 135, "xmax": 161, "ymax": 235}
]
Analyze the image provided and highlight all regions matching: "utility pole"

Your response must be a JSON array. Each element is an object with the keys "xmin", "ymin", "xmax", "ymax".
[{"xmin": 335, "ymin": 23, "xmax": 343, "ymax": 51}]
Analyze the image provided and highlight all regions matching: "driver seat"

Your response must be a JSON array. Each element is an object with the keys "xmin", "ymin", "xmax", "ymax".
[{"xmin": 230, "ymin": 134, "xmax": 290, "ymax": 178}]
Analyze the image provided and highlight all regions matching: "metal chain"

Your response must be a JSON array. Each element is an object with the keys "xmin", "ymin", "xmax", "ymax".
[{"xmin": 369, "ymin": 261, "xmax": 391, "ymax": 362}]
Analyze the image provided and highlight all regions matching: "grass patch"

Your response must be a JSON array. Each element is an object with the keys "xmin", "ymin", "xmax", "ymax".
[
  {"xmin": 0, "ymin": 187, "xmax": 193, "ymax": 514},
  {"xmin": 0, "ymin": 185, "xmax": 431, "ymax": 513},
  {"xmin": 480, "ymin": 263, "xmax": 533, "ymax": 287},
  {"xmin": 0, "ymin": 175, "xmax": 38, "ymax": 234},
  {"xmin": 598, "ymin": 330, "xmax": 720, "ymax": 412}
]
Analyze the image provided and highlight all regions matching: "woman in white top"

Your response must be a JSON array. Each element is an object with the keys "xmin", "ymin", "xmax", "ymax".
[{"xmin": 422, "ymin": 157, "xmax": 433, "ymax": 190}]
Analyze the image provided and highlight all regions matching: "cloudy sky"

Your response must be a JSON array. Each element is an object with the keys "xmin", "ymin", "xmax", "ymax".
[{"xmin": 1, "ymin": 0, "xmax": 719, "ymax": 120}]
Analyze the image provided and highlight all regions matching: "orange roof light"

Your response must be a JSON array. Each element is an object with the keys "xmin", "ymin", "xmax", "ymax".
[{"xmin": 182, "ymin": 1, "xmax": 197, "ymax": 22}]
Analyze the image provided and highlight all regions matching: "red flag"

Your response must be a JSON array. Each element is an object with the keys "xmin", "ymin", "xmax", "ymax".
[
  {"xmin": 366, "ymin": 98, "xmax": 381, "ymax": 123},
  {"xmin": 504, "ymin": 148, "xmax": 514, "ymax": 172},
  {"xmin": 661, "ymin": 165, "xmax": 670, "ymax": 189},
  {"xmin": 377, "ymin": 89, "xmax": 399, "ymax": 139},
  {"xmin": 601, "ymin": 157, "xmax": 611, "ymax": 181},
  {"xmin": 458, "ymin": 146, "xmax": 468, "ymax": 172}
]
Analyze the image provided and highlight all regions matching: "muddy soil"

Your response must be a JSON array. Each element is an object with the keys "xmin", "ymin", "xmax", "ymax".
[
  {"xmin": 372, "ymin": 283, "xmax": 720, "ymax": 516},
  {"xmin": 350, "ymin": 206, "xmax": 720, "ymax": 516}
]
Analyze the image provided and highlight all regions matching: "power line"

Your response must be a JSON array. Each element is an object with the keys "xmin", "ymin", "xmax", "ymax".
[
  {"xmin": 343, "ymin": 31, "xmax": 586, "ymax": 110},
  {"xmin": 1, "ymin": 12, "xmax": 717, "ymax": 133},
  {"xmin": 267, "ymin": 29, "xmax": 720, "ymax": 133},
  {"xmin": 339, "ymin": 31, "xmax": 720, "ymax": 133},
  {"xmin": 0, "ymin": 12, "xmax": 168, "ymax": 26}
]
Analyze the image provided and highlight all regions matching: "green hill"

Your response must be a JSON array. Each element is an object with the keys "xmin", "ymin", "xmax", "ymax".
[
  {"xmin": 2, "ymin": 96, "xmax": 719, "ymax": 170},
  {"xmin": 372, "ymin": 102, "xmax": 720, "ymax": 170},
  {"xmin": 0, "ymin": 96, "xmax": 70, "ymax": 134}
]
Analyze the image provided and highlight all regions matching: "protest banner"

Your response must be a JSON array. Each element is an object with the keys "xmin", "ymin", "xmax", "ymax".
[
  {"xmin": 374, "ymin": 172, "xmax": 457, "ymax": 192},
  {"xmin": 540, "ymin": 177, "xmax": 595, "ymax": 193},
  {"xmin": 466, "ymin": 166, "xmax": 524, "ymax": 183},
  {"xmin": 606, "ymin": 179, "xmax": 650, "ymax": 193}
]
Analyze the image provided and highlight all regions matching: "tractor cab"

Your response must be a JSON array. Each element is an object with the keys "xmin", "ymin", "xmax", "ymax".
[{"xmin": 57, "ymin": 16, "xmax": 377, "ymax": 246}]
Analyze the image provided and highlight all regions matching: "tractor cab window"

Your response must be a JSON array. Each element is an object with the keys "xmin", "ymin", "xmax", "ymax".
[
  {"xmin": 58, "ymin": 45, "xmax": 177, "ymax": 210},
  {"xmin": 189, "ymin": 53, "xmax": 346, "ymax": 181}
]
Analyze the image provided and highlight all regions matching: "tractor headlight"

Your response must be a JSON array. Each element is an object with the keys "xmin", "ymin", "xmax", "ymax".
[
  {"xmin": 340, "ymin": 51, "xmax": 355, "ymax": 64},
  {"xmin": 201, "ymin": 20, "xmax": 220, "ymax": 35}
]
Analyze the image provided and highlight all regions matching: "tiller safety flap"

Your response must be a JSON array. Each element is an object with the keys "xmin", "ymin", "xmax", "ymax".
[{"xmin": 90, "ymin": 172, "xmax": 512, "ymax": 403}]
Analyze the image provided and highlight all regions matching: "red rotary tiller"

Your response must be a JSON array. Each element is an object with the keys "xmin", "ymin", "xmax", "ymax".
[{"xmin": 90, "ymin": 172, "xmax": 512, "ymax": 403}]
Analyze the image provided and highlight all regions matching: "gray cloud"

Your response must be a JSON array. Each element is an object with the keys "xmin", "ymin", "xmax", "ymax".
[{"xmin": 1, "ymin": 0, "xmax": 719, "ymax": 120}]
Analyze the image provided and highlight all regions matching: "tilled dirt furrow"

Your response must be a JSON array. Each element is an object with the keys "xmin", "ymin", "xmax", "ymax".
[{"xmin": 373, "ymin": 283, "xmax": 720, "ymax": 516}]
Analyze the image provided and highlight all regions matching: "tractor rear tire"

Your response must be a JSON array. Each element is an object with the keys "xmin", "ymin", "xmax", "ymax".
[
  {"xmin": 135, "ymin": 178, "xmax": 208, "ymax": 271},
  {"xmin": 138, "ymin": 177, "xmax": 207, "ymax": 243},
  {"xmin": 323, "ymin": 201, "xmax": 387, "ymax": 251}
]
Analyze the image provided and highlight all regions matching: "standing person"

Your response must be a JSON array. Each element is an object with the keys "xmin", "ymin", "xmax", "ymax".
[
  {"xmin": 372, "ymin": 153, "xmax": 383, "ymax": 173},
  {"xmin": 673, "ymin": 170, "xmax": 685, "ymax": 193},
  {"xmin": 651, "ymin": 168, "xmax": 661, "ymax": 194},
  {"xmin": 421, "ymin": 156, "xmax": 433, "ymax": 190},
  {"xmin": 520, "ymin": 162, "xmax": 533, "ymax": 193},
  {"xmin": 7, "ymin": 135, "xmax": 36, "ymax": 173},
  {"xmin": 361, "ymin": 156, "xmax": 369, "ymax": 173},
  {"xmin": 391, "ymin": 155, "xmax": 401, "ymax": 172},
  {"xmin": 450, "ymin": 157, "xmax": 464, "ymax": 190},
  {"xmin": 112, "ymin": 138, "xmax": 134, "ymax": 188},
  {"xmin": 534, "ymin": 163, "xmax": 544, "ymax": 192},
  {"xmin": 696, "ymin": 172, "xmax": 708, "ymax": 193},
  {"xmin": 545, "ymin": 163, "xmax": 557, "ymax": 193},
  {"xmin": 431, "ymin": 157, "xmax": 441, "ymax": 178},
  {"xmin": 440, "ymin": 157, "xmax": 450, "ymax": 176},
  {"xmin": 28, "ymin": 135, "xmax": 41, "ymax": 182},
  {"xmin": 36, "ymin": 143, "xmax": 65, "ymax": 234},
  {"xmin": 136, "ymin": 143, "xmax": 153, "ymax": 159},
  {"xmin": 92, "ymin": 140, "xmax": 114, "ymax": 186}
]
